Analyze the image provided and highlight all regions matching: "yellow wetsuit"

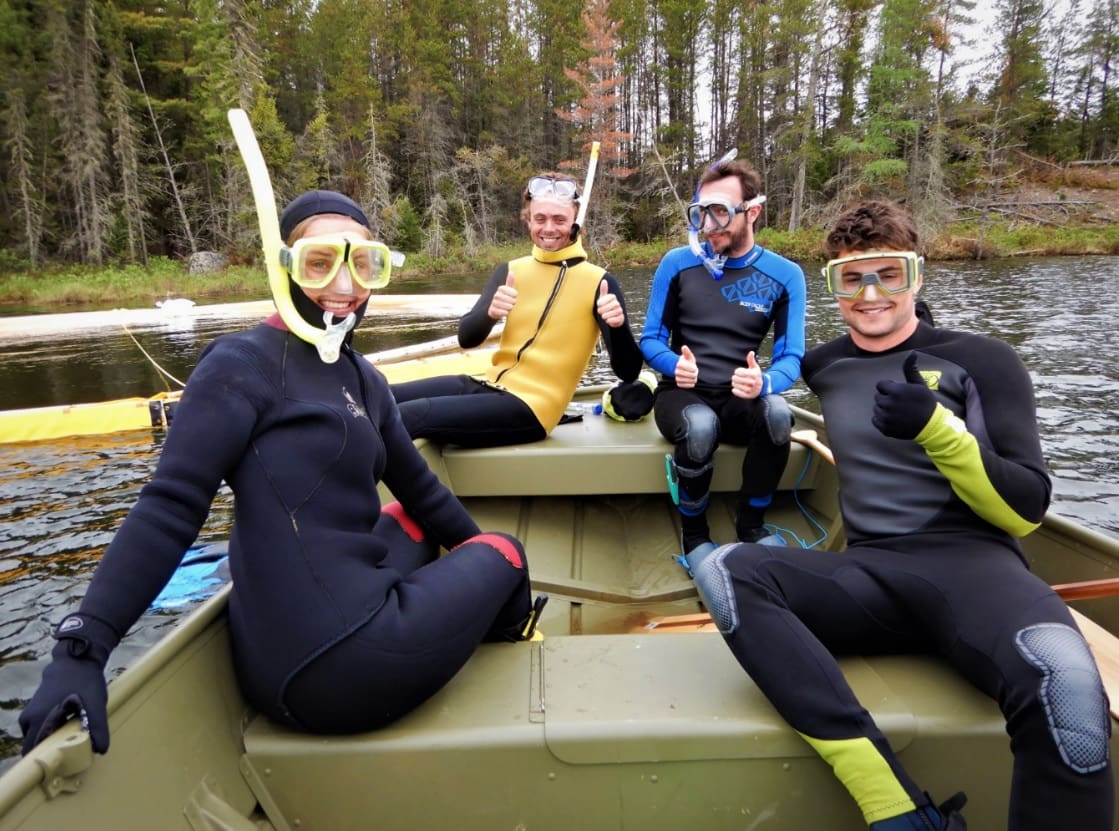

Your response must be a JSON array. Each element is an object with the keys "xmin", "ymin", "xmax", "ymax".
[
  {"xmin": 485, "ymin": 241, "xmax": 616, "ymax": 431},
  {"xmin": 391, "ymin": 239, "xmax": 643, "ymax": 447}
]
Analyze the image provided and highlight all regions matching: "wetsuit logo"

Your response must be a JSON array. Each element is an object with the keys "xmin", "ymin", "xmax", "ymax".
[
  {"xmin": 342, "ymin": 387, "xmax": 366, "ymax": 418},
  {"xmin": 721, "ymin": 274, "xmax": 777, "ymax": 314},
  {"xmin": 916, "ymin": 369, "xmax": 941, "ymax": 390}
]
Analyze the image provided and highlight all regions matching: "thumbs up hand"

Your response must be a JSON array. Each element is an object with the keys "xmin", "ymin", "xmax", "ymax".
[
  {"xmin": 872, "ymin": 352, "xmax": 938, "ymax": 439},
  {"xmin": 675, "ymin": 345, "xmax": 699, "ymax": 389},
  {"xmin": 595, "ymin": 280, "xmax": 625, "ymax": 328},
  {"xmin": 489, "ymin": 272, "xmax": 518, "ymax": 320},
  {"xmin": 732, "ymin": 350, "xmax": 764, "ymax": 399}
]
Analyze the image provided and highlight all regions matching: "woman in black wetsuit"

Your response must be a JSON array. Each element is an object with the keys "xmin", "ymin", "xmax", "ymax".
[{"xmin": 20, "ymin": 190, "xmax": 542, "ymax": 752}]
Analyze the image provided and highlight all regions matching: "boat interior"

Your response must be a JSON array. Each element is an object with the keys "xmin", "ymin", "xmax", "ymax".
[{"xmin": 7, "ymin": 397, "xmax": 1119, "ymax": 831}]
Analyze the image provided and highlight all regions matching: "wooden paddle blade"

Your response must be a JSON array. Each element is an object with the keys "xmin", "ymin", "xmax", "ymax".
[{"xmin": 1052, "ymin": 577, "xmax": 1119, "ymax": 601}]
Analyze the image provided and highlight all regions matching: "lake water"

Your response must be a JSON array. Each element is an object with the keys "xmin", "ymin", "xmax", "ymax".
[{"xmin": 1, "ymin": 255, "xmax": 1117, "ymax": 768}]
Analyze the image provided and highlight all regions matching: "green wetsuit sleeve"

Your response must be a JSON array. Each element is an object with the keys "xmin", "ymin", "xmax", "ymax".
[{"xmin": 916, "ymin": 404, "xmax": 1044, "ymax": 537}]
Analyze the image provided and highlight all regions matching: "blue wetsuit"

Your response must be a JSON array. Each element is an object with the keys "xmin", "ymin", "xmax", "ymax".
[
  {"xmin": 63, "ymin": 319, "xmax": 533, "ymax": 734},
  {"xmin": 693, "ymin": 322, "xmax": 1113, "ymax": 828},
  {"xmin": 640, "ymin": 244, "xmax": 806, "ymax": 543}
]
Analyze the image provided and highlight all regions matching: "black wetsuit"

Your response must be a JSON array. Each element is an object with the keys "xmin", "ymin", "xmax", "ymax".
[
  {"xmin": 392, "ymin": 240, "xmax": 643, "ymax": 448},
  {"xmin": 70, "ymin": 318, "xmax": 532, "ymax": 733},
  {"xmin": 694, "ymin": 322, "xmax": 1113, "ymax": 828}
]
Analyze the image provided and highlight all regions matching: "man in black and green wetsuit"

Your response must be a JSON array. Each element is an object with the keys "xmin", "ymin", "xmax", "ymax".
[{"xmin": 690, "ymin": 200, "xmax": 1113, "ymax": 830}]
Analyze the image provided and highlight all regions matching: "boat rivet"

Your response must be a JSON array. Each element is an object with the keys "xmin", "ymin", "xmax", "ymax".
[
  {"xmin": 650, "ymin": 775, "xmax": 659, "ymax": 783},
  {"xmin": 783, "ymin": 763, "xmax": 792, "ymax": 771},
  {"xmin": 548, "ymin": 772, "xmax": 557, "ymax": 781}
]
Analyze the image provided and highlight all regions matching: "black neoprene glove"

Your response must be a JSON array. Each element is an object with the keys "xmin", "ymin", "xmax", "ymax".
[
  {"xmin": 19, "ymin": 614, "xmax": 120, "ymax": 755},
  {"xmin": 872, "ymin": 352, "xmax": 938, "ymax": 440}
]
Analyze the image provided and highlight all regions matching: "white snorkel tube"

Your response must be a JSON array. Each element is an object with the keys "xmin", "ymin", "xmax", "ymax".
[
  {"xmin": 227, "ymin": 108, "xmax": 360, "ymax": 364},
  {"xmin": 688, "ymin": 148, "xmax": 766, "ymax": 279},
  {"xmin": 569, "ymin": 140, "xmax": 601, "ymax": 242}
]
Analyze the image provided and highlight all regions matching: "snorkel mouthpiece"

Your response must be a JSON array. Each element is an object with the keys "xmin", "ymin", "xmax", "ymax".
[
  {"xmin": 689, "ymin": 233, "xmax": 727, "ymax": 279},
  {"xmin": 318, "ymin": 311, "xmax": 358, "ymax": 364}
]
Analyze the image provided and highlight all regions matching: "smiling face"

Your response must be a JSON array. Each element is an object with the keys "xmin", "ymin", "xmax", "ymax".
[
  {"xmin": 526, "ymin": 196, "xmax": 577, "ymax": 251},
  {"xmin": 834, "ymin": 247, "xmax": 923, "ymax": 351},
  {"xmin": 294, "ymin": 215, "xmax": 373, "ymax": 318}
]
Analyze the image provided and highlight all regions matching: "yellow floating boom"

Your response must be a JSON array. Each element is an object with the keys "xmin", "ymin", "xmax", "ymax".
[{"xmin": 0, "ymin": 340, "xmax": 497, "ymax": 445}]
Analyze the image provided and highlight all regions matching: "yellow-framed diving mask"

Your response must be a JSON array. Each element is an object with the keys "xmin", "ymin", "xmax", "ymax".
[
  {"xmin": 279, "ymin": 236, "xmax": 392, "ymax": 291},
  {"xmin": 822, "ymin": 250, "xmax": 923, "ymax": 299}
]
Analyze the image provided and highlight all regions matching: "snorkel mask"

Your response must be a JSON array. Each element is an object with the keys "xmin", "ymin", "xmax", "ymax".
[
  {"xmin": 277, "ymin": 190, "xmax": 388, "ymax": 361},
  {"xmin": 687, "ymin": 149, "xmax": 767, "ymax": 279},
  {"xmin": 228, "ymin": 110, "xmax": 395, "ymax": 363},
  {"xmin": 822, "ymin": 250, "xmax": 924, "ymax": 299}
]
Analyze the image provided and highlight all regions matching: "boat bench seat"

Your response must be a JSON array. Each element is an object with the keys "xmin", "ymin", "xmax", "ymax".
[
  {"xmin": 431, "ymin": 410, "xmax": 825, "ymax": 498},
  {"xmin": 239, "ymin": 634, "xmax": 1022, "ymax": 830}
]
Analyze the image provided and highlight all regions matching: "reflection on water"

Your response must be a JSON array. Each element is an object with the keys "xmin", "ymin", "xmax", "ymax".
[{"xmin": 0, "ymin": 256, "xmax": 1117, "ymax": 768}]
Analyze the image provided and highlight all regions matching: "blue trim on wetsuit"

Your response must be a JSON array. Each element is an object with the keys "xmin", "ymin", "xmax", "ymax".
[{"xmin": 639, "ymin": 244, "xmax": 806, "ymax": 394}]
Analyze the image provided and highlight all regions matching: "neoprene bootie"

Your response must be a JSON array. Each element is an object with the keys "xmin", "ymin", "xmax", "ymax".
[{"xmin": 739, "ymin": 526, "xmax": 787, "ymax": 546}]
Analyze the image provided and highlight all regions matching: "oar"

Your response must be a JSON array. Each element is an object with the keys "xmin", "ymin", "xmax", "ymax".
[
  {"xmin": 640, "ymin": 580, "xmax": 1119, "ymax": 633},
  {"xmin": 790, "ymin": 428, "xmax": 834, "ymax": 466},
  {"xmin": 1050, "ymin": 578, "xmax": 1119, "ymax": 601},
  {"xmin": 364, "ymin": 325, "xmax": 503, "ymax": 366},
  {"xmin": 759, "ymin": 429, "xmax": 1119, "ymax": 603}
]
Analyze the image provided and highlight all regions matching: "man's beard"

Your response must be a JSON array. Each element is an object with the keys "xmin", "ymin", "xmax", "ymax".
[{"xmin": 706, "ymin": 222, "xmax": 750, "ymax": 256}]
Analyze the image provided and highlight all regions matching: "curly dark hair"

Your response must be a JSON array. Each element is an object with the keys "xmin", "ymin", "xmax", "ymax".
[{"xmin": 825, "ymin": 201, "xmax": 920, "ymax": 258}]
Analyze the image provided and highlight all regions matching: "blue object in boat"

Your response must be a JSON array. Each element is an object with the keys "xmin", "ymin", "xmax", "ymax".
[{"xmin": 150, "ymin": 541, "xmax": 231, "ymax": 610}]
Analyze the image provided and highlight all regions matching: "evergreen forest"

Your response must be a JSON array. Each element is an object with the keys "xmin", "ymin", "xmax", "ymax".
[{"xmin": 1, "ymin": 0, "xmax": 1116, "ymax": 271}]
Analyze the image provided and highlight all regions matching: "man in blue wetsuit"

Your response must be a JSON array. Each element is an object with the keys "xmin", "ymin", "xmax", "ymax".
[
  {"xmin": 640, "ymin": 155, "xmax": 806, "ymax": 565},
  {"xmin": 690, "ymin": 200, "xmax": 1113, "ymax": 829}
]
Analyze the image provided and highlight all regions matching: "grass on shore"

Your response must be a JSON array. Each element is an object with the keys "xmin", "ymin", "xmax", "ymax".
[{"xmin": 2, "ymin": 220, "xmax": 1118, "ymax": 311}]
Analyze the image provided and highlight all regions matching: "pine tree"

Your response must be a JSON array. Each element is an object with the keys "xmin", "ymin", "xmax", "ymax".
[
  {"xmin": 558, "ymin": 0, "xmax": 636, "ymax": 244},
  {"xmin": 991, "ymin": 0, "xmax": 1053, "ymax": 151},
  {"xmin": 3, "ymin": 88, "xmax": 44, "ymax": 267}
]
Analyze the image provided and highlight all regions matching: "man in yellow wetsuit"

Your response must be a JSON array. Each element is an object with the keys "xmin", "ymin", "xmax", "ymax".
[{"xmin": 392, "ymin": 172, "xmax": 647, "ymax": 447}]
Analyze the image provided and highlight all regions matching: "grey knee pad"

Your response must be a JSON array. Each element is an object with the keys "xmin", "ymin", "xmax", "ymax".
[
  {"xmin": 682, "ymin": 404, "xmax": 719, "ymax": 462},
  {"xmin": 761, "ymin": 394, "xmax": 794, "ymax": 445},
  {"xmin": 693, "ymin": 545, "xmax": 740, "ymax": 634},
  {"xmin": 1015, "ymin": 623, "xmax": 1111, "ymax": 774}
]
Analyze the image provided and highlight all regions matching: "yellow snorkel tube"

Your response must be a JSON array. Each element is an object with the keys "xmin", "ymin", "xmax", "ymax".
[{"xmin": 227, "ymin": 108, "xmax": 361, "ymax": 363}]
